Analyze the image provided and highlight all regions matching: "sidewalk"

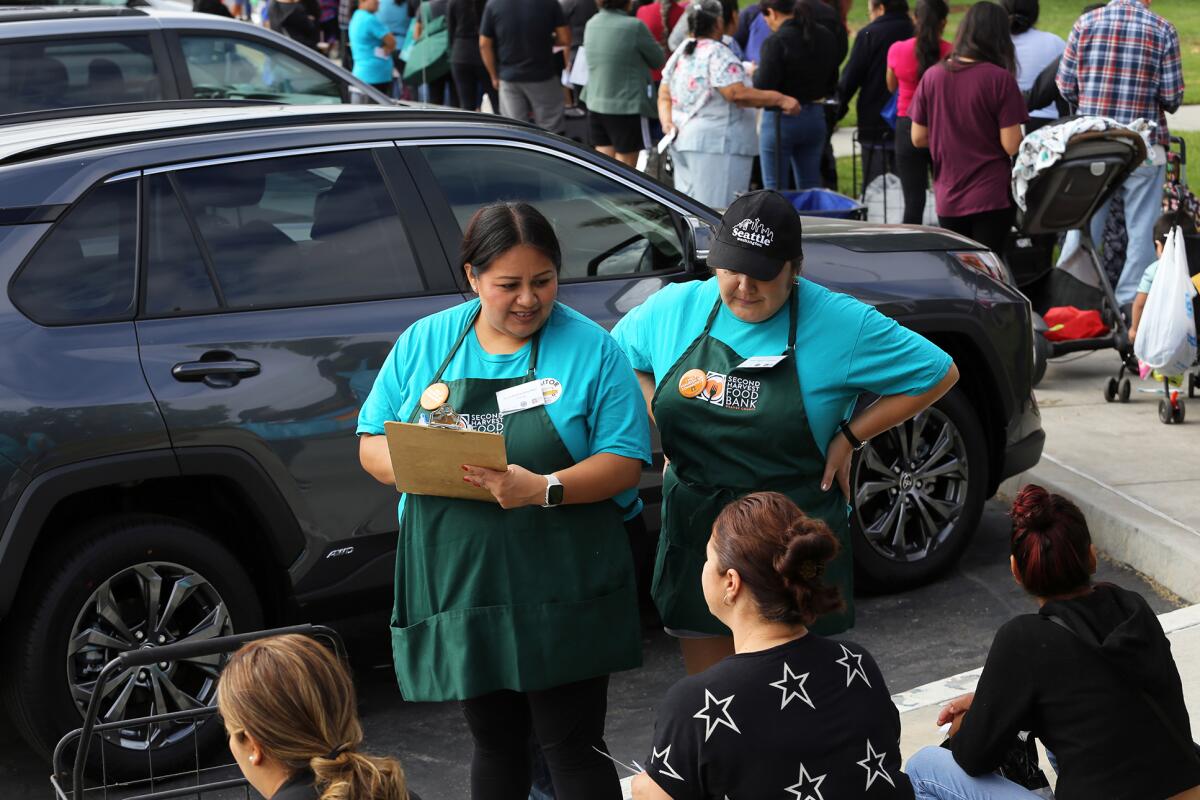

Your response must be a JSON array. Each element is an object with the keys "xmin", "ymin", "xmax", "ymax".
[{"xmin": 831, "ymin": 104, "xmax": 1200, "ymax": 159}]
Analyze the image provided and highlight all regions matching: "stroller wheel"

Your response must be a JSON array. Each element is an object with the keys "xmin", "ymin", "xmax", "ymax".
[
  {"xmin": 1160, "ymin": 398, "xmax": 1173, "ymax": 424},
  {"xmin": 1175, "ymin": 398, "xmax": 1186, "ymax": 424},
  {"xmin": 1104, "ymin": 378, "xmax": 1119, "ymax": 403},
  {"xmin": 1190, "ymin": 374, "xmax": 1198, "ymax": 399},
  {"xmin": 1118, "ymin": 378, "xmax": 1131, "ymax": 403}
]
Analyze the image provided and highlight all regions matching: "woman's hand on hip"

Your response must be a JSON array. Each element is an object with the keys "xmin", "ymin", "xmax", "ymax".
[
  {"xmin": 779, "ymin": 94, "xmax": 802, "ymax": 116},
  {"xmin": 821, "ymin": 432, "xmax": 853, "ymax": 500},
  {"xmin": 462, "ymin": 464, "xmax": 545, "ymax": 509}
]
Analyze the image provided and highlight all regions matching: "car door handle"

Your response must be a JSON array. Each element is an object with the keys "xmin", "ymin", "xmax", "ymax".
[{"xmin": 171, "ymin": 353, "xmax": 261, "ymax": 385}]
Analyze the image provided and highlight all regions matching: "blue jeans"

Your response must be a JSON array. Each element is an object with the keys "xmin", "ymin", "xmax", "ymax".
[
  {"xmin": 761, "ymin": 105, "xmax": 826, "ymax": 190},
  {"xmin": 1090, "ymin": 160, "xmax": 1166, "ymax": 306},
  {"xmin": 906, "ymin": 746, "xmax": 1044, "ymax": 800}
]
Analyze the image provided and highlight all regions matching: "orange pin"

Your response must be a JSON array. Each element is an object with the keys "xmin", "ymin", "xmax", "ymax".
[
  {"xmin": 678, "ymin": 369, "xmax": 706, "ymax": 398},
  {"xmin": 420, "ymin": 382, "xmax": 450, "ymax": 411}
]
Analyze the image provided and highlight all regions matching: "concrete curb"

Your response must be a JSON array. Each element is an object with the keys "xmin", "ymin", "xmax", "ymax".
[{"xmin": 998, "ymin": 454, "xmax": 1200, "ymax": 605}]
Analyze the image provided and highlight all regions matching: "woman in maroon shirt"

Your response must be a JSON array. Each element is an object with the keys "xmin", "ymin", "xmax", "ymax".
[{"xmin": 909, "ymin": 1, "xmax": 1026, "ymax": 254}]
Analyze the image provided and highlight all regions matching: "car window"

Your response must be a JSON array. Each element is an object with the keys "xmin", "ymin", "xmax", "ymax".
[
  {"xmin": 179, "ymin": 35, "xmax": 342, "ymax": 104},
  {"xmin": 145, "ymin": 174, "xmax": 221, "ymax": 316},
  {"xmin": 10, "ymin": 180, "xmax": 137, "ymax": 324},
  {"xmin": 166, "ymin": 149, "xmax": 424, "ymax": 310},
  {"xmin": 0, "ymin": 37, "xmax": 162, "ymax": 115},
  {"xmin": 420, "ymin": 145, "xmax": 684, "ymax": 281}
]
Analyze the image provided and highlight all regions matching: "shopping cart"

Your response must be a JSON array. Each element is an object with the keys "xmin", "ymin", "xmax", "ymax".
[{"xmin": 50, "ymin": 624, "xmax": 346, "ymax": 800}]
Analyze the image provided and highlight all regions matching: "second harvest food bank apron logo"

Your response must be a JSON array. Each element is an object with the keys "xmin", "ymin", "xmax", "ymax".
[{"xmin": 680, "ymin": 369, "xmax": 761, "ymax": 412}]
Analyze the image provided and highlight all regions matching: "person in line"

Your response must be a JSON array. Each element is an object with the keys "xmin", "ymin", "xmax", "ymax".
[
  {"xmin": 668, "ymin": 0, "xmax": 742, "ymax": 59},
  {"xmin": 754, "ymin": 0, "xmax": 838, "ymax": 191},
  {"xmin": 1021, "ymin": 3, "xmax": 1105, "ymax": 122},
  {"xmin": 581, "ymin": 0, "xmax": 664, "ymax": 166},
  {"xmin": 909, "ymin": 1, "xmax": 1026, "ymax": 255},
  {"xmin": 479, "ymin": 0, "xmax": 570, "ymax": 134},
  {"xmin": 270, "ymin": 0, "xmax": 322, "ymax": 50},
  {"xmin": 1129, "ymin": 211, "xmax": 1188, "ymax": 345},
  {"xmin": 410, "ymin": 0, "xmax": 458, "ymax": 106},
  {"xmin": 636, "ymin": 0, "xmax": 685, "ymax": 84},
  {"xmin": 560, "ymin": 0, "xmax": 596, "ymax": 109},
  {"xmin": 349, "ymin": 0, "xmax": 397, "ymax": 93},
  {"xmin": 375, "ymin": 0, "xmax": 411, "ymax": 95},
  {"xmin": 358, "ymin": 203, "xmax": 649, "ymax": 800},
  {"xmin": 612, "ymin": 190, "xmax": 958, "ymax": 674},
  {"xmin": 1055, "ymin": 0, "xmax": 1184, "ymax": 309},
  {"xmin": 631, "ymin": 492, "xmax": 913, "ymax": 799},
  {"xmin": 836, "ymin": 0, "xmax": 913, "ymax": 191},
  {"xmin": 657, "ymin": 1, "xmax": 799, "ymax": 210},
  {"xmin": 218, "ymin": 634, "xmax": 417, "ymax": 800},
  {"xmin": 447, "ymin": 0, "xmax": 496, "ymax": 111},
  {"xmin": 906, "ymin": 485, "xmax": 1200, "ymax": 800},
  {"xmin": 886, "ymin": 0, "xmax": 950, "ymax": 225},
  {"xmin": 1001, "ymin": 0, "xmax": 1064, "ymax": 133}
]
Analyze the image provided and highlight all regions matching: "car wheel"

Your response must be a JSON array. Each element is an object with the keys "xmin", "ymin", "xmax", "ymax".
[
  {"xmin": 850, "ymin": 386, "xmax": 989, "ymax": 590},
  {"xmin": 2, "ymin": 514, "xmax": 263, "ymax": 778}
]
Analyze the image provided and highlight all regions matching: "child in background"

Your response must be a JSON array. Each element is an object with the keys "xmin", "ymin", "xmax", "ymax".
[{"xmin": 1130, "ymin": 212, "xmax": 1193, "ymax": 344}]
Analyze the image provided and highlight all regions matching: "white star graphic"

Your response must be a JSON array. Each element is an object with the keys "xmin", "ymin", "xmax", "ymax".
[
  {"xmin": 692, "ymin": 689, "xmax": 741, "ymax": 741},
  {"xmin": 785, "ymin": 762, "xmax": 826, "ymax": 800},
  {"xmin": 856, "ymin": 739, "xmax": 896, "ymax": 791},
  {"xmin": 769, "ymin": 662, "xmax": 814, "ymax": 710},
  {"xmin": 836, "ymin": 644, "xmax": 872, "ymax": 688},
  {"xmin": 651, "ymin": 745, "xmax": 684, "ymax": 782}
]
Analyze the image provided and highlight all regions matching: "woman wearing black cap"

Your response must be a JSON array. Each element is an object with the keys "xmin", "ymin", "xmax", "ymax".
[{"xmin": 612, "ymin": 191, "xmax": 958, "ymax": 673}]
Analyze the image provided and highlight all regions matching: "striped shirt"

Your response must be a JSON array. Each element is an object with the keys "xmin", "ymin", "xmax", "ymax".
[{"xmin": 1055, "ymin": 0, "xmax": 1183, "ymax": 146}]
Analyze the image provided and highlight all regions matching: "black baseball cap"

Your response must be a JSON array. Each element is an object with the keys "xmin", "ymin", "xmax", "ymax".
[{"xmin": 707, "ymin": 191, "xmax": 804, "ymax": 281}]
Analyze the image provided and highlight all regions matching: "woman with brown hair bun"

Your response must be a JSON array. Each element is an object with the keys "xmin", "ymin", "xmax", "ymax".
[
  {"xmin": 632, "ymin": 492, "xmax": 913, "ymax": 799},
  {"xmin": 217, "ymin": 634, "xmax": 416, "ymax": 800}
]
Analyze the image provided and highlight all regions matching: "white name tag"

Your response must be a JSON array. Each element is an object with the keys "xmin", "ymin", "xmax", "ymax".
[
  {"xmin": 736, "ymin": 355, "xmax": 788, "ymax": 370},
  {"xmin": 496, "ymin": 380, "xmax": 546, "ymax": 417}
]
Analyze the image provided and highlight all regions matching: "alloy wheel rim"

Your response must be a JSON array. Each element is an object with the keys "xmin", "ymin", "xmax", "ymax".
[
  {"xmin": 66, "ymin": 561, "xmax": 233, "ymax": 751},
  {"xmin": 852, "ymin": 407, "xmax": 969, "ymax": 563}
]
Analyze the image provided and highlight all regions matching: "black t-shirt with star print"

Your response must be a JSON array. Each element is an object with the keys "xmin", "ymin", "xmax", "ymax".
[{"xmin": 644, "ymin": 634, "xmax": 914, "ymax": 800}]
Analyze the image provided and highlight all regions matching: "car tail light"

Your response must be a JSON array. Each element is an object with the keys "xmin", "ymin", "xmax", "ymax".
[{"xmin": 951, "ymin": 251, "xmax": 1014, "ymax": 286}]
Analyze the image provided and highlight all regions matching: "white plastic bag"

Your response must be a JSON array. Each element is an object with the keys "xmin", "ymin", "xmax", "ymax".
[
  {"xmin": 863, "ymin": 173, "xmax": 938, "ymax": 225},
  {"xmin": 1134, "ymin": 226, "xmax": 1198, "ymax": 374}
]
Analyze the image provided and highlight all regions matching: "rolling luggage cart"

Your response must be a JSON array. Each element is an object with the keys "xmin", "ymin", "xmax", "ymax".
[
  {"xmin": 1015, "ymin": 126, "xmax": 1148, "ymax": 400},
  {"xmin": 50, "ymin": 624, "xmax": 346, "ymax": 800},
  {"xmin": 771, "ymin": 107, "xmax": 866, "ymax": 220}
]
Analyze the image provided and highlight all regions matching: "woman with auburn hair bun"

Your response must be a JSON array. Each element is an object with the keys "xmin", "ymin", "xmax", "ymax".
[
  {"xmin": 632, "ymin": 492, "xmax": 913, "ymax": 800},
  {"xmin": 906, "ymin": 485, "xmax": 1200, "ymax": 800},
  {"xmin": 217, "ymin": 634, "xmax": 417, "ymax": 800}
]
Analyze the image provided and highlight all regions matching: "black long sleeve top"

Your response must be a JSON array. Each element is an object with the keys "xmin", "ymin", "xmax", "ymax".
[
  {"xmin": 836, "ymin": 10, "xmax": 912, "ymax": 141},
  {"xmin": 753, "ymin": 18, "xmax": 838, "ymax": 104},
  {"xmin": 950, "ymin": 584, "xmax": 1200, "ymax": 800}
]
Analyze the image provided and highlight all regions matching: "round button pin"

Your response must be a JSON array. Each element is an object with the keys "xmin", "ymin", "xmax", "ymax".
[
  {"xmin": 678, "ymin": 369, "xmax": 706, "ymax": 398},
  {"xmin": 420, "ymin": 382, "xmax": 450, "ymax": 411}
]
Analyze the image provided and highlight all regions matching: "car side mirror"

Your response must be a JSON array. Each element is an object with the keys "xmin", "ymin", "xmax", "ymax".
[{"xmin": 683, "ymin": 215, "xmax": 715, "ymax": 272}]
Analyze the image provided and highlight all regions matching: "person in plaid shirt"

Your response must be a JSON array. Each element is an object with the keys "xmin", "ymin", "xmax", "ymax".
[{"xmin": 1055, "ymin": 0, "xmax": 1184, "ymax": 307}]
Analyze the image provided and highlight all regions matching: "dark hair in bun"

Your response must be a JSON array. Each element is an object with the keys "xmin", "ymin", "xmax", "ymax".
[
  {"xmin": 712, "ymin": 492, "xmax": 843, "ymax": 626},
  {"xmin": 1009, "ymin": 484, "xmax": 1092, "ymax": 597}
]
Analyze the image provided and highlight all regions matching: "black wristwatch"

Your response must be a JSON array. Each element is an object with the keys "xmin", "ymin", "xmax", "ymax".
[{"xmin": 839, "ymin": 420, "xmax": 867, "ymax": 452}]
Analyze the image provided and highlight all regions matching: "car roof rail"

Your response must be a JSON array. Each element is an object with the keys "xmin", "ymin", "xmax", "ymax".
[
  {"xmin": 0, "ymin": 104, "xmax": 531, "ymax": 167},
  {"xmin": 0, "ymin": 5, "xmax": 148, "ymax": 21},
  {"xmin": 0, "ymin": 99, "xmax": 281, "ymax": 127}
]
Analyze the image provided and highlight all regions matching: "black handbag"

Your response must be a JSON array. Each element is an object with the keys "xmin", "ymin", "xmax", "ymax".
[{"xmin": 939, "ymin": 733, "xmax": 1050, "ymax": 791}]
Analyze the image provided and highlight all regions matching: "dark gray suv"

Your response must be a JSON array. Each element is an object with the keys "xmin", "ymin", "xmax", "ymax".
[{"xmin": 0, "ymin": 104, "xmax": 1043, "ymax": 774}]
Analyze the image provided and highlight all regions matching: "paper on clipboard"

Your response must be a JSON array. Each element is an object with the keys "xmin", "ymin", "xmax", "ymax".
[{"xmin": 384, "ymin": 421, "xmax": 507, "ymax": 503}]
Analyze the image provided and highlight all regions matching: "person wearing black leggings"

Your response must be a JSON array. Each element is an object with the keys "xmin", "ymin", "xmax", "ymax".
[{"xmin": 447, "ymin": 0, "xmax": 499, "ymax": 110}]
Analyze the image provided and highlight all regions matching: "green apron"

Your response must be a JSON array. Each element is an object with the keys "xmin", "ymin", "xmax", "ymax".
[
  {"xmin": 392, "ymin": 307, "xmax": 642, "ymax": 702},
  {"xmin": 650, "ymin": 288, "xmax": 854, "ymax": 637}
]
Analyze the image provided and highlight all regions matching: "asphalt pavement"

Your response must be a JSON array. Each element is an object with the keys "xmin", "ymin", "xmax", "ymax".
[{"xmin": 2, "ymin": 496, "xmax": 1172, "ymax": 799}]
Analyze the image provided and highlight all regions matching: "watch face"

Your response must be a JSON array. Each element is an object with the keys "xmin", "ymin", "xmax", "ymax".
[{"xmin": 548, "ymin": 483, "xmax": 565, "ymax": 506}]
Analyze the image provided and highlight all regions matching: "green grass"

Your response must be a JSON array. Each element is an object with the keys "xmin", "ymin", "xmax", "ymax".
[{"xmin": 738, "ymin": 0, "xmax": 1200, "ymax": 119}]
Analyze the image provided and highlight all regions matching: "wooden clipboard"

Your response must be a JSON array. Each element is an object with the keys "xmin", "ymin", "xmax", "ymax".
[{"xmin": 384, "ymin": 421, "xmax": 507, "ymax": 503}]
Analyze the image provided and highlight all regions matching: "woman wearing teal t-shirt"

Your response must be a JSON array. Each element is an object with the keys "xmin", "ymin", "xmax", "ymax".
[
  {"xmin": 612, "ymin": 191, "xmax": 959, "ymax": 674},
  {"xmin": 357, "ymin": 202, "xmax": 650, "ymax": 798}
]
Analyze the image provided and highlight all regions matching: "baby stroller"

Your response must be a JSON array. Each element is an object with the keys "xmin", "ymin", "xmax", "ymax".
[{"xmin": 1011, "ymin": 125, "xmax": 1148, "ymax": 398}]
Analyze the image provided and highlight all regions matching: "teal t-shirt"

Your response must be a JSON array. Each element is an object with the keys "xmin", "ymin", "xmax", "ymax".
[
  {"xmin": 611, "ymin": 277, "xmax": 952, "ymax": 456},
  {"xmin": 1138, "ymin": 258, "xmax": 1161, "ymax": 295},
  {"xmin": 349, "ymin": 8, "xmax": 393, "ymax": 85},
  {"xmin": 357, "ymin": 299, "xmax": 651, "ymax": 518}
]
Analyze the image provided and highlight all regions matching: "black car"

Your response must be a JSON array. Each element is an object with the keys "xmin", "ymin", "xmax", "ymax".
[
  {"xmin": 0, "ymin": 104, "xmax": 1043, "ymax": 774},
  {"xmin": 0, "ymin": 5, "xmax": 394, "ymax": 116}
]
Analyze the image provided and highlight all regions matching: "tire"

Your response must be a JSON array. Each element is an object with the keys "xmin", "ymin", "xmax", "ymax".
[
  {"xmin": 1104, "ymin": 377, "xmax": 1118, "ymax": 402},
  {"xmin": 2, "ymin": 514, "xmax": 263, "ymax": 778},
  {"xmin": 1160, "ymin": 398, "xmax": 1173, "ymax": 424},
  {"xmin": 850, "ymin": 386, "xmax": 989, "ymax": 590},
  {"xmin": 1176, "ymin": 398, "xmax": 1186, "ymax": 424},
  {"xmin": 1032, "ymin": 333, "xmax": 1049, "ymax": 388},
  {"xmin": 1118, "ymin": 378, "xmax": 1131, "ymax": 404}
]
